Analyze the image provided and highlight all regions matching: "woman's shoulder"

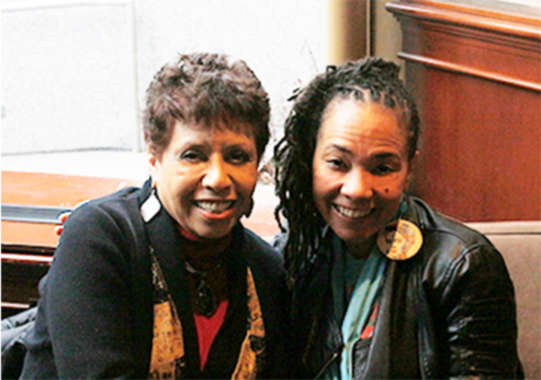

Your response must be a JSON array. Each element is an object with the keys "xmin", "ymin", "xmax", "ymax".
[
  {"xmin": 67, "ymin": 183, "xmax": 147, "ymax": 228},
  {"xmin": 237, "ymin": 227, "xmax": 286, "ymax": 284},
  {"xmin": 241, "ymin": 228, "xmax": 284, "ymax": 264},
  {"xmin": 409, "ymin": 196, "xmax": 494, "ymax": 253},
  {"xmin": 408, "ymin": 196, "xmax": 509, "ymax": 286},
  {"xmin": 56, "ymin": 184, "xmax": 150, "ymax": 264}
]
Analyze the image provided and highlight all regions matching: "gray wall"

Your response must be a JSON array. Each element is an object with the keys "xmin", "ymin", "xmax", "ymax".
[{"xmin": 2, "ymin": 0, "xmax": 327, "ymax": 156}]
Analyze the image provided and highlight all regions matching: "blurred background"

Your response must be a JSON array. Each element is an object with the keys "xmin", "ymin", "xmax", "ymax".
[
  {"xmin": 2, "ymin": 0, "xmax": 540, "ymax": 216},
  {"xmin": 1, "ymin": 0, "xmax": 408, "ymax": 179}
]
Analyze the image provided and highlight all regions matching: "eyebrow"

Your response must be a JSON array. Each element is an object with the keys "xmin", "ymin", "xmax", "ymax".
[
  {"xmin": 372, "ymin": 152, "xmax": 401, "ymax": 160},
  {"xmin": 325, "ymin": 145, "xmax": 399, "ymax": 158},
  {"xmin": 173, "ymin": 142, "xmax": 208, "ymax": 157},
  {"xmin": 179, "ymin": 142, "xmax": 206, "ymax": 151},
  {"xmin": 226, "ymin": 142, "xmax": 256, "ymax": 153},
  {"xmin": 325, "ymin": 144, "xmax": 352, "ymax": 154}
]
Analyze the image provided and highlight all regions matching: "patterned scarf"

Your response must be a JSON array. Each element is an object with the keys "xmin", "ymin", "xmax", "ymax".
[{"xmin": 147, "ymin": 247, "xmax": 265, "ymax": 379}]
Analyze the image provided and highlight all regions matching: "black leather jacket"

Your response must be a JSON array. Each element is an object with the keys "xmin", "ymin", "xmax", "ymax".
[{"xmin": 286, "ymin": 196, "xmax": 523, "ymax": 379}]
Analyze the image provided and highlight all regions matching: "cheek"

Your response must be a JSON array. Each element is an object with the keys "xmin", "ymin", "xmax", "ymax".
[
  {"xmin": 235, "ymin": 167, "xmax": 259, "ymax": 195},
  {"xmin": 380, "ymin": 185, "xmax": 402, "ymax": 198},
  {"xmin": 161, "ymin": 174, "xmax": 194, "ymax": 210},
  {"xmin": 312, "ymin": 157, "xmax": 334, "ymax": 192},
  {"xmin": 164, "ymin": 183, "xmax": 186, "ymax": 214},
  {"xmin": 312, "ymin": 170, "xmax": 328, "ymax": 202},
  {"xmin": 312, "ymin": 171, "xmax": 339, "ymax": 217},
  {"xmin": 375, "ymin": 175, "xmax": 407, "ymax": 200}
]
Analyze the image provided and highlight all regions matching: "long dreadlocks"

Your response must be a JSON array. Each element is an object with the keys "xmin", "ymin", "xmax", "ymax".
[{"xmin": 274, "ymin": 57, "xmax": 420, "ymax": 287}]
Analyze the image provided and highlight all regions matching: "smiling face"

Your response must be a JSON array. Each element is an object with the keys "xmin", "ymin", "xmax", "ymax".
[
  {"xmin": 149, "ymin": 119, "xmax": 259, "ymax": 240},
  {"xmin": 312, "ymin": 99, "xmax": 413, "ymax": 253}
]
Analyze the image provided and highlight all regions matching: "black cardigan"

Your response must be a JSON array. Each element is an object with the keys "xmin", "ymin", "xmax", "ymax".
[{"xmin": 21, "ymin": 180, "xmax": 290, "ymax": 379}]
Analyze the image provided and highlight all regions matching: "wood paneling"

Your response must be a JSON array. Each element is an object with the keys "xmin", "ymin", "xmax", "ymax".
[{"xmin": 387, "ymin": 0, "xmax": 541, "ymax": 222}]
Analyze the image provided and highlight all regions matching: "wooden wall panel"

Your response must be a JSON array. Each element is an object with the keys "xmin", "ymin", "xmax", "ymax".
[{"xmin": 387, "ymin": 0, "xmax": 541, "ymax": 222}]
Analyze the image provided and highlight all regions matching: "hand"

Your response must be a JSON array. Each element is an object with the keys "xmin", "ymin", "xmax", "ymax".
[
  {"xmin": 54, "ymin": 202, "xmax": 85, "ymax": 236},
  {"xmin": 54, "ymin": 182, "xmax": 130, "ymax": 236}
]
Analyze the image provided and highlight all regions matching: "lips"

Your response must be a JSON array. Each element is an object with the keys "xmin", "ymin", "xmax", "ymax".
[
  {"xmin": 194, "ymin": 200, "xmax": 235, "ymax": 214},
  {"xmin": 333, "ymin": 204, "xmax": 372, "ymax": 219}
]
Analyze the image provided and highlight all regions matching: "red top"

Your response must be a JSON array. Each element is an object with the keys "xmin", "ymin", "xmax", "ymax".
[{"xmin": 193, "ymin": 300, "xmax": 229, "ymax": 369}]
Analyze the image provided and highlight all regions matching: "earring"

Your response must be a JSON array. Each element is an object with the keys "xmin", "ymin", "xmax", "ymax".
[{"xmin": 376, "ymin": 219, "xmax": 423, "ymax": 261}]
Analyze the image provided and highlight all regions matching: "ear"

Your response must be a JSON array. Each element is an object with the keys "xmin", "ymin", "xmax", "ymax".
[{"xmin": 148, "ymin": 148, "xmax": 160, "ymax": 186}]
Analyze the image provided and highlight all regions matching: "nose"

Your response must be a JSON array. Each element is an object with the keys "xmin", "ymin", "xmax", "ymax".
[
  {"xmin": 341, "ymin": 168, "xmax": 373, "ymax": 199},
  {"xmin": 202, "ymin": 156, "xmax": 233, "ymax": 193}
]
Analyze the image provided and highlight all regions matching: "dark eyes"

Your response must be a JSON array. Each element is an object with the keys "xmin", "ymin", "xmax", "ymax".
[
  {"xmin": 179, "ymin": 149, "xmax": 252, "ymax": 164},
  {"xmin": 180, "ymin": 150, "xmax": 205, "ymax": 162},
  {"xmin": 227, "ymin": 149, "xmax": 252, "ymax": 164},
  {"xmin": 373, "ymin": 164, "xmax": 396, "ymax": 176},
  {"xmin": 325, "ymin": 157, "xmax": 398, "ymax": 175},
  {"xmin": 326, "ymin": 158, "xmax": 348, "ymax": 170}
]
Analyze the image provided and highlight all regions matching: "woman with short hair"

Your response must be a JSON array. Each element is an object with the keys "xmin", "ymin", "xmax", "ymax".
[{"xmin": 20, "ymin": 53, "xmax": 289, "ymax": 379}]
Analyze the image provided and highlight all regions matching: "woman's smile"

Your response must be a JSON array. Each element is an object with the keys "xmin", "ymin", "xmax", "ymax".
[
  {"xmin": 312, "ymin": 99, "xmax": 411, "ymax": 249},
  {"xmin": 193, "ymin": 199, "xmax": 238, "ymax": 222},
  {"xmin": 150, "ymin": 119, "xmax": 259, "ymax": 240},
  {"xmin": 333, "ymin": 204, "xmax": 373, "ymax": 219},
  {"xmin": 194, "ymin": 200, "xmax": 236, "ymax": 214}
]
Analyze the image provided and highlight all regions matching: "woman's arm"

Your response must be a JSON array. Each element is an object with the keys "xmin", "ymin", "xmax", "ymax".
[
  {"xmin": 442, "ymin": 244, "xmax": 522, "ymax": 378},
  {"xmin": 44, "ymin": 202, "xmax": 142, "ymax": 378}
]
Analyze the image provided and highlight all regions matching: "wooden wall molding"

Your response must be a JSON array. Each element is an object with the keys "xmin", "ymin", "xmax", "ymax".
[
  {"xmin": 387, "ymin": 0, "xmax": 541, "ymax": 222},
  {"xmin": 397, "ymin": 52, "xmax": 541, "ymax": 91},
  {"xmin": 387, "ymin": 0, "xmax": 541, "ymax": 91},
  {"xmin": 387, "ymin": 0, "xmax": 541, "ymax": 38}
]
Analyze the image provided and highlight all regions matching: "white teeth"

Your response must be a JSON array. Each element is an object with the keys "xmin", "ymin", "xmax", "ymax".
[
  {"xmin": 196, "ymin": 201, "xmax": 234, "ymax": 213},
  {"xmin": 334, "ymin": 205, "xmax": 371, "ymax": 218}
]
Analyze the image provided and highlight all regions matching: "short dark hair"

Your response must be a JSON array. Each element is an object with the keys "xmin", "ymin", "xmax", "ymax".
[
  {"xmin": 143, "ymin": 53, "xmax": 270, "ymax": 159},
  {"xmin": 274, "ymin": 57, "xmax": 420, "ymax": 285}
]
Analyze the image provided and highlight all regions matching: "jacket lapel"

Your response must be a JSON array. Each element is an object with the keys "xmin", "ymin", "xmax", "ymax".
[
  {"xmin": 142, "ymin": 193, "xmax": 201, "ymax": 375},
  {"xmin": 364, "ymin": 255, "xmax": 420, "ymax": 379}
]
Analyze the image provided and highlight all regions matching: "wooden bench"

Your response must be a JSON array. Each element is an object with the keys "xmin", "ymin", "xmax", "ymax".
[
  {"xmin": 1, "ymin": 172, "xmax": 140, "ymax": 317},
  {"xmin": 1, "ymin": 171, "xmax": 280, "ymax": 317}
]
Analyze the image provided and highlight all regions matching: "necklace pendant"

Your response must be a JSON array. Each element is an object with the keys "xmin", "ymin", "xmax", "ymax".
[{"xmin": 196, "ymin": 281, "xmax": 217, "ymax": 317}]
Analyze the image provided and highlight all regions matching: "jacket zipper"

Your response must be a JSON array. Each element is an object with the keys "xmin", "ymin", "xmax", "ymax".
[{"xmin": 314, "ymin": 345, "xmax": 343, "ymax": 380}]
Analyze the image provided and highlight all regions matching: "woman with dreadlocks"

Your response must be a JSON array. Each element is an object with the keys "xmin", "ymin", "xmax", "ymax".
[{"xmin": 274, "ymin": 57, "xmax": 522, "ymax": 379}]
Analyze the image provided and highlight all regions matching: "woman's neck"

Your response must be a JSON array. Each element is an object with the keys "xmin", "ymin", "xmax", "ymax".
[
  {"xmin": 346, "ymin": 235, "xmax": 377, "ymax": 259},
  {"xmin": 179, "ymin": 227, "xmax": 232, "ymax": 271}
]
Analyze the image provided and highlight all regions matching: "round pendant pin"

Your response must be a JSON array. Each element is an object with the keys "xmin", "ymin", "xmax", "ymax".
[{"xmin": 377, "ymin": 219, "xmax": 423, "ymax": 260}]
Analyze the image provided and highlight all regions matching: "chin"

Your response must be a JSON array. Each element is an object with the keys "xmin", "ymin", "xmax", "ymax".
[
  {"xmin": 197, "ymin": 226, "xmax": 234, "ymax": 240},
  {"xmin": 334, "ymin": 225, "xmax": 375, "ymax": 245}
]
